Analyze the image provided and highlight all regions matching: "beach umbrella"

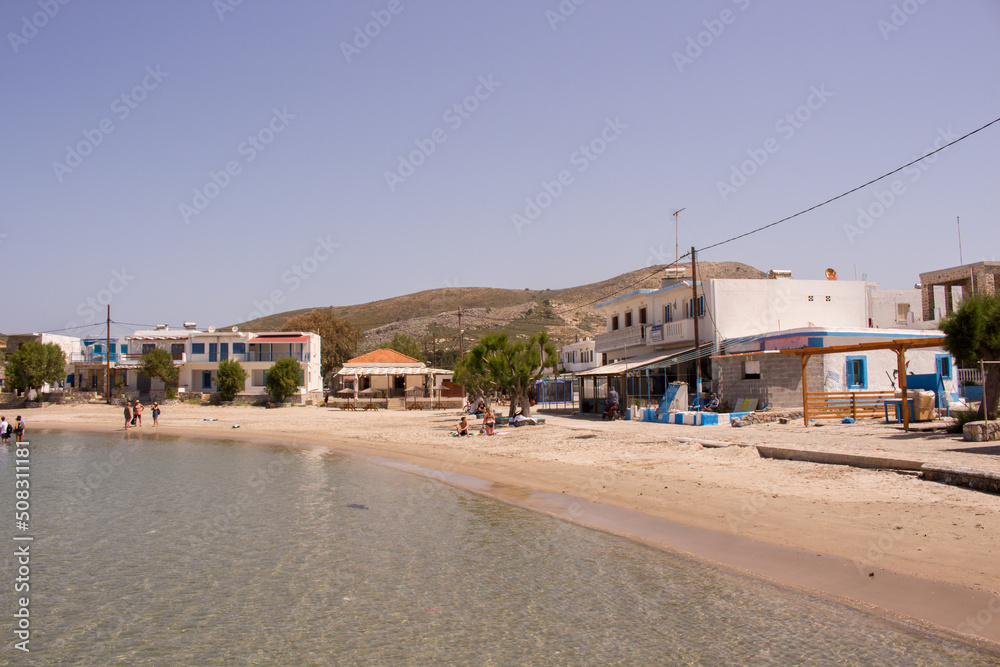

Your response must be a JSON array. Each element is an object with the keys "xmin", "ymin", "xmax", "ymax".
[
  {"xmin": 405, "ymin": 384, "xmax": 424, "ymax": 408},
  {"xmin": 359, "ymin": 387, "xmax": 378, "ymax": 404}
]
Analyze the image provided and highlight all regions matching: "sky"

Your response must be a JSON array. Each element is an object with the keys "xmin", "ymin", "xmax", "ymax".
[{"xmin": 3, "ymin": 0, "xmax": 999, "ymax": 338}]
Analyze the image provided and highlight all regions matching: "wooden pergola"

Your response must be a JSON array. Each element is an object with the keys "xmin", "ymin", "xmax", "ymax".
[{"xmin": 781, "ymin": 337, "xmax": 948, "ymax": 431}]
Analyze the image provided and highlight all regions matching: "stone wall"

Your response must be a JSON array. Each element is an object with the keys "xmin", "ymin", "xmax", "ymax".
[{"xmin": 714, "ymin": 352, "xmax": 822, "ymax": 410}]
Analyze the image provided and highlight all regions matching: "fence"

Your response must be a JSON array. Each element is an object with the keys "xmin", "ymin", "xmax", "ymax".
[
  {"xmin": 959, "ymin": 368, "xmax": 983, "ymax": 385},
  {"xmin": 805, "ymin": 390, "xmax": 895, "ymax": 421}
]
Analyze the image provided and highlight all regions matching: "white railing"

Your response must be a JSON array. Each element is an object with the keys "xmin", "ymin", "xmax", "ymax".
[
  {"xmin": 594, "ymin": 327, "xmax": 646, "ymax": 353},
  {"xmin": 959, "ymin": 368, "xmax": 983, "ymax": 384}
]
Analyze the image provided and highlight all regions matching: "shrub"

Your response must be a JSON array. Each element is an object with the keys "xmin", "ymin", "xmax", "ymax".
[
  {"xmin": 216, "ymin": 359, "xmax": 248, "ymax": 401},
  {"xmin": 266, "ymin": 357, "xmax": 302, "ymax": 404}
]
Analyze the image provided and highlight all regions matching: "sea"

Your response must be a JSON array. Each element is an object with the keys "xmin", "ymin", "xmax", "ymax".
[{"xmin": 0, "ymin": 431, "xmax": 995, "ymax": 665}]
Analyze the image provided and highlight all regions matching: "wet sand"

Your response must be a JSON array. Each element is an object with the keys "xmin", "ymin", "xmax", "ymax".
[{"xmin": 23, "ymin": 402, "xmax": 1000, "ymax": 648}]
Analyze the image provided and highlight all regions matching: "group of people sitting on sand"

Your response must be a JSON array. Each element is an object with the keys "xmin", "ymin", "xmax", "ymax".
[{"xmin": 456, "ymin": 405, "xmax": 496, "ymax": 437}]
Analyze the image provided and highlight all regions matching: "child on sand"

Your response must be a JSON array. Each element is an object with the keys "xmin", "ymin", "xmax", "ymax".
[{"xmin": 456, "ymin": 416, "xmax": 470, "ymax": 436}]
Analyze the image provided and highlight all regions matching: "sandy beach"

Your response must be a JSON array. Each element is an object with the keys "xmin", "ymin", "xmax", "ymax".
[{"xmin": 22, "ymin": 401, "xmax": 1000, "ymax": 647}]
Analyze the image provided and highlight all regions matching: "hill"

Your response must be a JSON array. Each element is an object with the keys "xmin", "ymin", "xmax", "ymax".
[{"xmin": 234, "ymin": 262, "xmax": 767, "ymax": 352}]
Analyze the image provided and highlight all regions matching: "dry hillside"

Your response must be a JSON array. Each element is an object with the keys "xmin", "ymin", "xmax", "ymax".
[{"xmin": 235, "ymin": 262, "xmax": 767, "ymax": 351}]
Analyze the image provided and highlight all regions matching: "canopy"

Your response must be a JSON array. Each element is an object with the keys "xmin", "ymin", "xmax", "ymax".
[{"xmin": 576, "ymin": 349, "xmax": 693, "ymax": 377}]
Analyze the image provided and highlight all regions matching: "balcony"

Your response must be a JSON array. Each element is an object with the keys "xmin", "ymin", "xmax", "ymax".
[
  {"xmin": 646, "ymin": 319, "xmax": 696, "ymax": 346},
  {"xmin": 594, "ymin": 326, "xmax": 646, "ymax": 354},
  {"xmin": 595, "ymin": 320, "xmax": 698, "ymax": 354}
]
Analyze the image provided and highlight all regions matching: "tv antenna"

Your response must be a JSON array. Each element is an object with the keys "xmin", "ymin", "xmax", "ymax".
[{"xmin": 671, "ymin": 208, "xmax": 686, "ymax": 265}]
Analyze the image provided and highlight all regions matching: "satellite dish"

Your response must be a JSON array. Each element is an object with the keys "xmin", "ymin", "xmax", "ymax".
[
  {"xmin": 207, "ymin": 325, "xmax": 216, "ymax": 333},
  {"xmin": 825, "ymin": 268, "xmax": 838, "ymax": 281},
  {"xmin": 232, "ymin": 326, "xmax": 239, "ymax": 332}
]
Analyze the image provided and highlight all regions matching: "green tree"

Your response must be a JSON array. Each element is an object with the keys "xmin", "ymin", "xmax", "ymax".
[
  {"xmin": 266, "ymin": 357, "xmax": 302, "ymax": 403},
  {"xmin": 139, "ymin": 348, "xmax": 180, "ymax": 398},
  {"xmin": 453, "ymin": 344, "xmax": 502, "ymax": 409},
  {"xmin": 7, "ymin": 341, "xmax": 65, "ymax": 395},
  {"xmin": 941, "ymin": 294, "xmax": 1000, "ymax": 419},
  {"xmin": 283, "ymin": 309, "xmax": 363, "ymax": 381},
  {"xmin": 459, "ymin": 331, "xmax": 558, "ymax": 418},
  {"xmin": 378, "ymin": 333, "xmax": 424, "ymax": 361},
  {"xmin": 215, "ymin": 359, "xmax": 247, "ymax": 401}
]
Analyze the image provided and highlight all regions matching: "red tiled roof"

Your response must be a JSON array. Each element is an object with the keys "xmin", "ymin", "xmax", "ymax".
[{"xmin": 347, "ymin": 349, "xmax": 421, "ymax": 364}]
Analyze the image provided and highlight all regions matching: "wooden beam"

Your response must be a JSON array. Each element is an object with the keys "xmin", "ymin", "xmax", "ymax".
[
  {"xmin": 780, "ymin": 336, "xmax": 946, "ymax": 356},
  {"xmin": 801, "ymin": 353, "xmax": 810, "ymax": 426},
  {"xmin": 897, "ymin": 348, "xmax": 910, "ymax": 432}
]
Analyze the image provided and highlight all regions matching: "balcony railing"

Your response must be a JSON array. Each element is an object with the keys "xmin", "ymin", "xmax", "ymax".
[
  {"xmin": 595, "ymin": 320, "xmax": 699, "ymax": 353},
  {"xmin": 594, "ymin": 326, "xmax": 646, "ymax": 354}
]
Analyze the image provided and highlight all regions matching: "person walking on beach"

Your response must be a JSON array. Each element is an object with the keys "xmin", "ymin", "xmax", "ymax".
[
  {"xmin": 124, "ymin": 403, "xmax": 132, "ymax": 430},
  {"xmin": 13, "ymin": 416, "xmax": 25, "ymax": 442},
  {"xmin": 133, "ymin": 400, "xmax": 143, "ymax": 427},
  {"xmin": 0, "ymin": 416, "xmax": 9, "ymax": 443},
  {"xmin": 152, "ymin": 402, "xmax": 160, "ymax": 426}
]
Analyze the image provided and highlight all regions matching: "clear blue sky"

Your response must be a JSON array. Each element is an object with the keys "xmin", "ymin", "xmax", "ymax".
[{"xmin": 3, "ymin": 0, "xmax": 998, "ymax": 337}]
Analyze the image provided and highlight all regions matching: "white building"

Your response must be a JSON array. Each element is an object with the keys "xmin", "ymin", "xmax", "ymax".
[
  {"xmin": 581, "ymin": 268, "xmax": 938, "ymax": 414},
  {"xmin": 559, "ymin": 338, "xmax": 599, "ymax": 374},
  {"xmin": 5, "ymin": 333, "xmax": 83, "ymax": 393},
  {"xmin": 121, "ymin": 326, "xmax": 322, "ymax": 402},
  {"xmin": 718, "ymin": 327, "xmax": 956, "ymax": 410}
]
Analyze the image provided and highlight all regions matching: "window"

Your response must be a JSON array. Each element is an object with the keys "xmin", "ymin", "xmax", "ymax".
[
  {"xmin": 142, "ymin": 343, "xmax": 155, "ymax": 354},
  {"xmin": 665, "ymin": 305, "xmax": 672, "ymax": 323},
  {"xmin": 808, "ymin": 295, "xmax": 814, "ymax": 302},
  {"xmin": 625, "ymin": 311, "xmax": 633, "ymax": 328},
  {"xmin": 120, "ymin": 345, "xmax": 127, "ymax": 354},
  {"xmin": 846, "ymin": 356, "xmax": 868, "ymax": 389},
  {"xmin": 220, "ymin": 343, "xmax": 229, "ymax": 361},
  {"xmin": 697, "ymin": 295, "xmax": 705, "ymax": 317},
  {"xmin": 232, "ymin": 342, "xmax": 245, "ymax": 354},
  {"xmin": 638, "ymin": 307, "xmax": 647, "ymax": 325},
  {"xmin": 611, "ymin": 316, "xmax": 619, "ymax": 331},
  {"xmin": 209, "ymin": 343, "xmax": 218, "ymax": 362},
  {"xmin": 896, "ymin": 303, "xmax": 910, "ymax": 322},
  {"xmin": 744, "ymin": 360, "xmax": 761, "ymax": 379},
  {"xmin": 936, "ymin": 354, "xmax": 952, "ymax": 380},
  {"xmin": 191, "ymin": 343, "xmax": 205, "ymax": 354},
  {"xmin": 202, "ymin": 371, "xmax": 213, "ymax": 390}
]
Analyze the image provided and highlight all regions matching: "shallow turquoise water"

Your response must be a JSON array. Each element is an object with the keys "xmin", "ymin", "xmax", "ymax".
[{"xmin": 0, "ymin": 431, "xmax": 995, "ymax": 665}]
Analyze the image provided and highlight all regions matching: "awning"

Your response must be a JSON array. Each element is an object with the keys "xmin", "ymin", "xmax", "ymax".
[
  {"xmin": 576, "ymin": 349, "xmax": 689, "ymax": 377},
  {"xmin": 336, "ymin": 366, "xmax": 449, "ymax": 376},
  {"xmin": 642, "ymin": 343, "xmax": 717, "ymax": 371},
  {"xmin": 251, "ymin": 335, "xmax": 308, "ymax": 344}
]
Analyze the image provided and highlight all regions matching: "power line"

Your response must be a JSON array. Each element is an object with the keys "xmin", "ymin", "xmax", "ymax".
[{"xmin": 696, "ymin": 115, "xmax": 1000, "ymax": 254}]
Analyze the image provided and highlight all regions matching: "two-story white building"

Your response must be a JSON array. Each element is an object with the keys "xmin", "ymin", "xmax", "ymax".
[
  {"xmin": 580, "ymin": 268, "xmax": 929, "ymax": 414},
  {"xmin": 121, "ymin": 325, "xmax": 322, "ymax": 402}
]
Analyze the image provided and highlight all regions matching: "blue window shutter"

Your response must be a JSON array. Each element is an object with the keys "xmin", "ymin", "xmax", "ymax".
[{"xmin": 845, "ymin": 360, "xmax": 855, "ymax": 387}]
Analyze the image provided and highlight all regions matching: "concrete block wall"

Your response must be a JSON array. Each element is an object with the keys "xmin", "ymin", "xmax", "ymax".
[{"xmin": 714, "ymin": 353, "xmax": 821, "ymax": 410}]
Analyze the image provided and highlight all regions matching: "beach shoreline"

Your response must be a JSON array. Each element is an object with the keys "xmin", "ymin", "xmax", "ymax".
[{"xmin": 22, "ymin": 402, "xmax": 1000, "ymax": 648}]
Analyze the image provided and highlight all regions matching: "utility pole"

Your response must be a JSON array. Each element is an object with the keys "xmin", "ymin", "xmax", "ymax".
[
  {"xmin": 672, "ymin": 208, "xmax": 686, "ymax": 265},
  {"xmin": 458, "ymin": 307, "xmax": 464, "ymax": 359},
  {"xmin": 105, "ymin": 305, "xmax": 111, "ymax": 405},
  {"xmin": 690, "ymin": 246, "xmax": 701, "ymax": 408}
]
